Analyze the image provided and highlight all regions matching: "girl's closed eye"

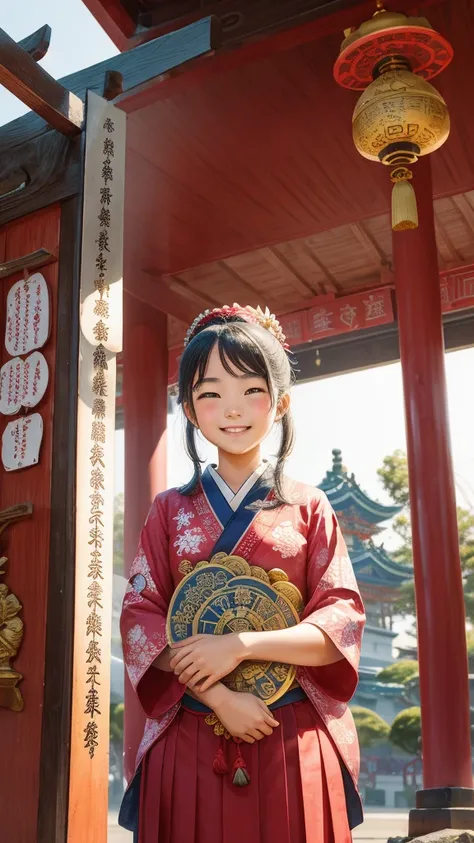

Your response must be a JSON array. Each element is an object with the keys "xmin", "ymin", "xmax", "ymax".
[{"xmin": 197, "ymin": 391, "xmax": 220, "ymax": 399}]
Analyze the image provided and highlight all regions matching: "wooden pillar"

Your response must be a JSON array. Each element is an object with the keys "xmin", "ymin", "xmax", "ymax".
[
  {"xmin": 122, "ymin": 291, "xmax": 168, "ymax": 778},
  {"xmin": 123, "ymin": 291, "xmax": 168, "ymax": 566},
  {"xmin": 393, "ymin": 157, "xmax": 474, "ymax": 834}
]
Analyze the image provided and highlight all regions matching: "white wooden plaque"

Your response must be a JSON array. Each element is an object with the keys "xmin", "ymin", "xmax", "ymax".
[
  {"xmin": 22, "ymin": 351, "xmax": 49, "ymax": 408},
  {"xmin": 2, "ymin": 412, "xmax": 44, "ymax": 471},
  {"xmin": 5, "ymin": 272, "xmax": 50, "ymax": 356},
  {"xmin": 0, "ymin": 357, "xmax": 23, "ymax": 415},
  {"xmin": 0, "ymin": 352, "xmax": 49, "ymax": 415}
]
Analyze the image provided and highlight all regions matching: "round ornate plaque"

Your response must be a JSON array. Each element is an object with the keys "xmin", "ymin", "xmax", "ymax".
[
  {"xmin": 334, "ymin": 26, "xmax": 453, "ymax": 91},
  {"xmin": 167, "ymin": 558, "xmax": 304, "ymax": 705}
]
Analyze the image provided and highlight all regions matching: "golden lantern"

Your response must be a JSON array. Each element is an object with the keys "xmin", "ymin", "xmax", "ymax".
[{"xmin": 334, "ymin": 3, "xmax": 453, "ymax": 231}]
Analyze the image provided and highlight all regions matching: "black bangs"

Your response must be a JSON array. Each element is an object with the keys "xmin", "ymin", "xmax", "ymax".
[{"xmin": 178, "ymin": 320, "xmax": 271, "ymax": 409}]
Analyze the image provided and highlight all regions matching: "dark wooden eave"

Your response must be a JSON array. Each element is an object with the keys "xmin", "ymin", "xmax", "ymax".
[{"xmin": 81, "ymin": 0, "xmax": 438, "ymax": 51}]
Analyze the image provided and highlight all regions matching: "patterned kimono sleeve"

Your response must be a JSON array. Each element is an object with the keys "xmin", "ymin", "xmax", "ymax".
[
  {"xmin": 120, "ymin": 495, "xmax": 185, "ymax": 719},
  {"xmin": 297, "ymin": 492, "xmax": 365, "ymax": 703}
]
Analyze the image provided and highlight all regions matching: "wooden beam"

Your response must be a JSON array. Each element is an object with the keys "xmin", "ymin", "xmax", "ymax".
[
  {"xmin": 126, "ymin": 268, "xmax": 198, "ymax": 324},
  {"xmin": 349, "ymin": 222, "xmax": 387, "ymax": 266},
  {"xmin": 298, "ymin": 241, "xmax": 341, "ymax": 294},
  {"xmin": 137, "ymin": 0, "xmax": 436, "ymax": 51},
  {"xmin": 294, "ymin": 310, "xmax": 474, "ymax": 383},
  {"xmin": 434, "ymin": 218, "xmax": 462, "ymax": 266},
  {"xmin": 159, "ymin": 270, "xmax": 217, "ymax": 310},
  {"xmin": 259, "ymin": 246, "xmax": 316, "ymax": 298},
  {"xmin": 451, "ymin": 194, "xmax": 474, "ymax": 236},
  {"xmin": 171, "ymin": 273, "xmax": 219, "ymax": 308},
  {"xmin": 219, "ymin": 258, "xmax": 281, "ymax": 312},
  {"xmin": 81, "ymin": 0, "xmax": 137, "ymax": 50},
  {"xmin": 0, "ymin": 27, "xmax": 83, "ymax": 136},
  {"xmin": 18, "ymin": 24, "xmax": 51, "ymax": 62},
  {"xmin": 0, "ymin": 247, "xmax": 57, "ymax": 279},
  {"xmin": 0, "ymin": 15, "xmax": 220, "ymax": 157}
]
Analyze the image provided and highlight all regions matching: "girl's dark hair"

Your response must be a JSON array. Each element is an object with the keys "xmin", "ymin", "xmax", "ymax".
[{"xmin": 177, "ymin": 316, "xmax": 295, "ymax": 506}]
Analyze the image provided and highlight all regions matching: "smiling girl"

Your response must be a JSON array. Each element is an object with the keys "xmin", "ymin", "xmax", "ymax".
[{"xmin": 120, "ymin": 304, "xmax": 365, "ymax": 843}]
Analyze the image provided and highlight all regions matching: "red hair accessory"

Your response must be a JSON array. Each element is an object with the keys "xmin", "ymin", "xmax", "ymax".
[{"xmin": 184, "ymin": 303, "xmax": 289, "ymax": 350}]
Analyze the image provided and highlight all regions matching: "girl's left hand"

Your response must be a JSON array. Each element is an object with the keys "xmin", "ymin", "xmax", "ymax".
[{"xmin": 169, "ymin": 634, "xmax": 244, "ymax": 691}]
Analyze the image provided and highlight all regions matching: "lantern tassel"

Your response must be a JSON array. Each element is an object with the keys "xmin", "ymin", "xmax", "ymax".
[{"xmin": 391, "ymin": 167, "xmax": 418, "ymax": 231}]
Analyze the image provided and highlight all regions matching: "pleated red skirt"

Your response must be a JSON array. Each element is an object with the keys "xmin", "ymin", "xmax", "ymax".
[{"xmin": 138, "ymin": 699, "xmax": 353, "ymax": 843}]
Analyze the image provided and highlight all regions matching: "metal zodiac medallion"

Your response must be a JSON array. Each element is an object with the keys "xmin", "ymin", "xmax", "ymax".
[{"xmin": 167, "ymin": 556, "xmax": 304, "ymax": 704}]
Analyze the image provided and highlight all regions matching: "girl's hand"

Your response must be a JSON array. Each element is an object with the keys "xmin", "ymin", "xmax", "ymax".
[
  {"xmin": 213, "ymin": 688, "xmax": 280, "ymax": 744},
  {"xmin": 169, "ymin": 634, "xmax": 244, "ymax": 691}
]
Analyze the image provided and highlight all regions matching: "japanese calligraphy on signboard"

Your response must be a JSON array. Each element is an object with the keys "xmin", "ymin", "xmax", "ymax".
[{"xmin": 69, "ymin": 92, "xmax": 125, "ymax": 774}]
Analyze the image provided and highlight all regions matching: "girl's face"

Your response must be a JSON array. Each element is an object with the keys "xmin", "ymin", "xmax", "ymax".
[{"xmin": 185, "ymin": 344, "xmax": 289, "ymax": 457}]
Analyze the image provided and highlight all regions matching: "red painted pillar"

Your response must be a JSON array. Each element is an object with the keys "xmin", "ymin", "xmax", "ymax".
[
  {"xmin": 122, "ymin": 291, "xmax": 168, "ymax": 780},
  {"xmin": 393, "ymin": 156, "xmax": 472, "ymax": 790},
  {"xmin": 123, "ymin": 291, "xmax": 168, "ymax": 568}
]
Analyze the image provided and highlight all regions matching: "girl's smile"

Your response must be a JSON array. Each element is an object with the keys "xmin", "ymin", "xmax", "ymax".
[{"xmin": 185, "ymin": 344, "xmax": 285, "ymax": 460}]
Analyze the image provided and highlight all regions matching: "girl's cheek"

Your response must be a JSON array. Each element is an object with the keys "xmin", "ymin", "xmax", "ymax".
[
  {"xmin": 194, "ymin": 401, "xmax": 218, "ymax": 427},
  {"xmin": 250, "ymin": 395, "xmax": 272, "ymax": 416}
]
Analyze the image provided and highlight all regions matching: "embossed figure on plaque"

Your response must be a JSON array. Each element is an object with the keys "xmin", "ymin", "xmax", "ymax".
[{"xmin": 0, "ymin": 503, "xmax": 33, "ymax": 712}]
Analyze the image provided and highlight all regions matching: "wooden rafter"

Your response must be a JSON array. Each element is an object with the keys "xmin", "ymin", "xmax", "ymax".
[
  {"xmin": 168, "ymin": 273, "xmax": 219, "ymax": 309},
  {"xmin": 434, "ymin": 218, "xmax": 462, "ymax": 266},
  {"xmin": 127, "ymin": 268, "xmax": 198, "ymax": 324},
  {"xmin": 219, "ymin": 260, "xmax": 281, "ymax": 311},
  {"xmin": 451, "ymin": 194, "xmax": 474, "ymax": 236},
  {"xmin": 299, "ymin": 241, "xmax": 343, "ymax": 294},
  {"xmin": 0, "ymin": 27, "xmax": 83, "ymax": 136},
  {"xmin": 349, "ymin": 222, "xmax": 387, "ymax": 266},
  {"xmin": 258, "ymin": 246, "xmax": 316, "ymax": 297}
]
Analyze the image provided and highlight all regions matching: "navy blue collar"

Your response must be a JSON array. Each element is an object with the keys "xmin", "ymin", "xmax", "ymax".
[{"xmin": 201, "ymin": 463, "xmax": 274, "ymax": 555}]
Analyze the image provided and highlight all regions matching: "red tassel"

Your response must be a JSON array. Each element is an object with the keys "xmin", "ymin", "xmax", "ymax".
[
  {"xmin": 232, "ymin": 740, "xmax": 250, "ymax": 787},
  {"xmin": 212, "ymin": 744, "xmax": 228, "ymax": 776}
]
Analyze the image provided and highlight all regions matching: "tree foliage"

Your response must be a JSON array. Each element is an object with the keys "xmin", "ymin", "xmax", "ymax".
[
  {"xmin": 377, "ymin": 451, "xmax": 474, "ymax": 621},
  {"xmin": 377, "ymin": 660, "xmax": 419, "ymax": 686},
  {"xmin": 351, "ymin": 706, "xmax": 390, "ymax": 748},
  {"xmin": 389, "ymin": 707, "xmax": 421, "ymax": 756}
]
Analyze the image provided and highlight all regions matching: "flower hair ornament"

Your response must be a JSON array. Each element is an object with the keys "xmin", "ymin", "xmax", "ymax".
[{"xmin": 184, "ymin": 303, "xmax": 290, "ymax": 350}]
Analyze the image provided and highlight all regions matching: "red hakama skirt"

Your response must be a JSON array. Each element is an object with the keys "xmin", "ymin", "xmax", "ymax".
[{"xmin": 139, "ymin": 698, "xmax": 353, "ymax": 843}]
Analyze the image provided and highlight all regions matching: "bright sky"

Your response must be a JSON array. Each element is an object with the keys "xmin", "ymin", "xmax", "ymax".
[{"xmin": 3, "ymin": 1, "xmax": 474, "ymax": 591}]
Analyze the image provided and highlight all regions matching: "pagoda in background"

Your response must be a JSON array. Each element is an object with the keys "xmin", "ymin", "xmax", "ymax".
[{"xmin": 319, "ymin": 450, "xmax": 412, "ymax": 688}]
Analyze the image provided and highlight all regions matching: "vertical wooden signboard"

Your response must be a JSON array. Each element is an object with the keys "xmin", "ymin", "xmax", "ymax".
[{"xmin": 68, "ymin": 92, "xmax": 125, "ymax": 843}]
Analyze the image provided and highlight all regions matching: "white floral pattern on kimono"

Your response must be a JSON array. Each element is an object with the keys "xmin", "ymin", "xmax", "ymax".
[
  {"xmin": 125, "ymin": 624, "xmax": 166, "ymax": 686},
  {"xmin": 272, "ymin": 521, "xmax": 306, "ymax": 558},
  {"xmin": 298, "ymin": 669, "xmax": 359, "ymax": 780},
  {"xmin": 173, "ymin": 527, "xmax": 206, "ymax": 556},
  {"xmin": 173, "ymin": 507, "xmax": 195, "ymax": 531},
  {"xmin": 135, "ymin": 704, "xmax": 180, "ymax": 770}
]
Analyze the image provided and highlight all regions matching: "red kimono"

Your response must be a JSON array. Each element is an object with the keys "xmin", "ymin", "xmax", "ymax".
[{"xmin": 120, "ymin": 466, "xmax": 365, "ymax": 843}]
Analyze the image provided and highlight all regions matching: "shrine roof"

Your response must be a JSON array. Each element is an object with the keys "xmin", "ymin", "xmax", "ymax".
[
  {"xmin": 3, "ymin": 0, "xmax": 474, "ymax": 352},
  {"xmin": 319, "ymin": 449, "xmax": 402, "ymax": 525},
  {"xmin": 351, "ymin": 542, "xmax": 412, "ymax": 587}
]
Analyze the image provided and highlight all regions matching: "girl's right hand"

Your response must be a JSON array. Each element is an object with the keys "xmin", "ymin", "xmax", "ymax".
[{"xmin": 213, "ymin": 689, "xmax": 280, "ymax": 744}]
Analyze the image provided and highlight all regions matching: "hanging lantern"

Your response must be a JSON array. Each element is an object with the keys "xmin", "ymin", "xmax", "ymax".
[{"xmin": 334, "ymin": 2, "xmax": 453, "ymax": 231}]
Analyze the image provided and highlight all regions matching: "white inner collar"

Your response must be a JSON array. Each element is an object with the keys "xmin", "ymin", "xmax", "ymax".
[{"xmin": 208, "ymin": 462, "xmax": 267, "ymax": 512}]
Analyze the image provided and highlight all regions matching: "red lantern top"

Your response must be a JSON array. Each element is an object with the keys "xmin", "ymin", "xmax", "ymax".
[{"xmin": 334, "ymin": 8, "xmax": 453, "ymax": 91}]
